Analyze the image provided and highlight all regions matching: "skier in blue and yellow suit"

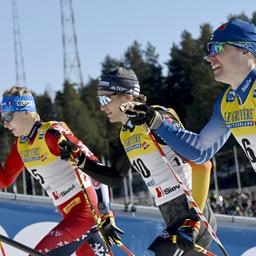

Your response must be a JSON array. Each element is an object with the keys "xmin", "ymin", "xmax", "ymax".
[{"xmin": 126, "ymin": 19, "xmax": 256, "ymax": 174}]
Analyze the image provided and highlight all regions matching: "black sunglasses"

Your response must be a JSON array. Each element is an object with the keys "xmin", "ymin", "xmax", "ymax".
[{"xmin": 1, "ymin": 112, "xmax": 14, "ymax": 123}]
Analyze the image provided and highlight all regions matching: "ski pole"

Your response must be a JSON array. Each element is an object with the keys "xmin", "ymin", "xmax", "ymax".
[
  {"xmin": 194, "ymin": 244, "xmax": 216, "ymax": 256},
  {"xmin": 55, "ymin": 131, "xmax": 114, "ymax": 255},
  {"xmin": 72, "ymin": 164, "xmax": 114, "ymax": 256},
  {"xmin": 0, "ymin": 241, "xmax": 6, "ymax": 256},
  {"xmin": 73, "ymin": 163, "xmax": 136, "ymax": 256},
  {"xmin": 0, "ymin": 234, "xmax": 46, "ymax": 256},
  {"xmin": 143, "ymin": 125, "xmax": 229, "ymax": 256},
  {"xmin": 58, "ymin": 129, "xmax": 136, "ymax": 256},
  {"xmin": 115, "ymin": 240, "xmax": 135, "ymax": 256}
]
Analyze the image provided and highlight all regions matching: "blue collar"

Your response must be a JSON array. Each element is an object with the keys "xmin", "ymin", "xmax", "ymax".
[
  {"xmin": 122, "ymin": 120, "xmax": 135, "ymax": 132},
  {"xmin": 20, "ymin": 121, "xmax": 42, "ymax": 143},
  {"xmin": 233, "ymin": 68, "xmax": 256, "ymax": 104}
]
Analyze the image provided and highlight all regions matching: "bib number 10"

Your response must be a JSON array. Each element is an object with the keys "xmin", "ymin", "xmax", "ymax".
[{"xmin": 132, "ymin": 158, "xmax": 151, "ymax": 178}]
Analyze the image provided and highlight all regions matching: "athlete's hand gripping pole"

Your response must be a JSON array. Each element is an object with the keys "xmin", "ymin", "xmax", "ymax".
[
  {"xmin": 100, "ymin": 213, "xmax": 134, "ymax": 256},
  {"xmin": 145, "ymin": 126, "xmax": 228, "ymax": 256},
  {"xmin": 72, "ymin": 164, "xmax": 135, "ymax": 256},
  {"xmin": 146, "ymin": 127, "xmax": 228, "ymax": 256},
  {"xmin": 100, "ymin": 211, "xmax": 135, "ymax": 255},
  {"xmin": 57, "ymin": 135, "xmax": 112, "ymax": 255},
  {"xmin": 176, "ymin": 207, "xmax": 201, "ymax": 251},
  {"xmin": 100, "ymin": 212, "xmax": 125, "ymax": 246},
  {"xmin": 120, "ymin": 102, "xmax": 229, "ymax": 256},
  {"xmin": 71, "ymin": 164, "xmax": 114, "ymax": 256},
  {"xmin": 58, "ymin": 136, "xmax": 135, "ymax": 256}
]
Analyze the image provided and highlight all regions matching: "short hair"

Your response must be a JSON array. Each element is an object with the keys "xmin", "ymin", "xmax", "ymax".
[{"xmin": 3, "ymin": 86, "xmax": 33, "ymax": 97}]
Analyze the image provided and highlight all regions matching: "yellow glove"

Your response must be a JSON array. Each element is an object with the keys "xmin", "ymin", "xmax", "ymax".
[{"xmin": 100, "ymin": 212, "xmax": 124, "ymax": 246}]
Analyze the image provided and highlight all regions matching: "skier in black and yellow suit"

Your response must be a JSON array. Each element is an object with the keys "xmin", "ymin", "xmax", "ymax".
[{"xmin": 65, "ymin": 67, "xmax": 217, "ymax": 256}]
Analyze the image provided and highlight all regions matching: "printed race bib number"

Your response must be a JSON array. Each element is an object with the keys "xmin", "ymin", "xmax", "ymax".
[
  {"xmin": 132, "ymin": 158, "xmax": 151, "ymax": 178},
  {"xmin": 31, "ymin": 169, "xmax": 45, "ymax": 184},
  {"xmin": 241, "ymin": 138, "xmax": 256, "ymax": 163},
  {"xmin": 173, "ymin": 156, "xmax": 186, "ymax": 166}
]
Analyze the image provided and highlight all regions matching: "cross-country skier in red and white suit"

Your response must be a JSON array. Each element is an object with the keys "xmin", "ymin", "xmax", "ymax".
[{"xmin": 0, "ymin": 86, "xmax": 114, "ymax": 256}]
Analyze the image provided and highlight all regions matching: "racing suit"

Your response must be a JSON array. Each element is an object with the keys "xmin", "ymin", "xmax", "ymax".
[
  {"xmin": 81, "ymin": 106, "xmax": 217, "ymax": 256},
  {"xmin": 0, "ymin": 120, "xmax": 110, "ymax": 256},
  {"xmin": 155, "ymin": 69, "xmax": 256, "ymax": 171}
]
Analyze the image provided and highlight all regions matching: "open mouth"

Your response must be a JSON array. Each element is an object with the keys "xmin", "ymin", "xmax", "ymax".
[{"xmin": 212, "ymin": 63, "xmax": 221, "ymax": 72}]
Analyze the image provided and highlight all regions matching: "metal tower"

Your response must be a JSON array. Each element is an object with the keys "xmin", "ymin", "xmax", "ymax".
[
  {"xmin": 11, "ymin": 0, "xmax": 26, "ymax": 86},
  {"xmin": 60, "ymin": 0, "xmax": 84, "ymax": 88}
]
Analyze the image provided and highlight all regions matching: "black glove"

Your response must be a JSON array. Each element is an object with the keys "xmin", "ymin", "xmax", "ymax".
[
  {"xmin": 58, "ymin": 139, "xmax": 86, "ymax": 168},
  {"xmin": 120, "ymin": 102, "xmax": 163, "ymax": 129},
  {"xmin": 100, "ymin": 212, "xmax": 124, "ymax": 246},
  {"xmin": 176, "ymin": 208, "xmax": 201, "ymax": 251}
]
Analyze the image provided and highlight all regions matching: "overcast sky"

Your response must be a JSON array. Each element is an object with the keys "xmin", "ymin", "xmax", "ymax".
[{"xmin": 0, "ymin": 0, "xmax": 255, "ymax": 96}]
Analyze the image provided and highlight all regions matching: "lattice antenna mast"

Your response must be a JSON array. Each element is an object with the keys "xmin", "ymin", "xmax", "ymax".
[
  {"xmin": 60, "ymin": 0, "xmax": 84, "ymax": 88},
  {"xmin": 11, "ymin": 0, "xmax": 26, "ymax": 86}
]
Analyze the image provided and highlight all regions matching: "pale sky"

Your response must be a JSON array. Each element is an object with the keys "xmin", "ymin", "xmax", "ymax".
[{"xmin": 0, "ymin": 0, "xmax": 255, "ymax": 97}]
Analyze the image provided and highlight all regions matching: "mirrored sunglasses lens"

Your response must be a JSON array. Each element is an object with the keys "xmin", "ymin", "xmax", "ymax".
[
  {"xmin": 208, "ymin": 42, "xmax": 224, "ymax": 56},
  {"xmin": 97, "ymin": 96, "xmax": 112, "ymax": 106},
  {"xmin": 2, "ymin": 113, "xmax": 14, "ymax": 122}
]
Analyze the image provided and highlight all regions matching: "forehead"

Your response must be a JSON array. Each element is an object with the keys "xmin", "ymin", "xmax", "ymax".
[
  {"xmin": 97, "ymin": 90, "xmax": 113, "ymax": 96},
  {"xmin": 223, "ymin": 44, "xmax": 242, "ymax": 54},
  {"xmin": 1, "ymin": 111, "xmax": 25, "ymax": 118}
]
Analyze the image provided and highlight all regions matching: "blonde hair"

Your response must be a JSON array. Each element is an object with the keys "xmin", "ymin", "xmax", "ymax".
[
  {"xmin": 3, "ymin": 86, "xmax": 33, "ymax": 97},
  {"xmin": 3, "ymin": 86, "xmax": 40, "ymax": 121}
]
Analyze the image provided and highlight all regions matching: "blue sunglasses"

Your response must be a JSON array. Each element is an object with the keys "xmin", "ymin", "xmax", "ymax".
[
  {"xmin": 207, "ymin": 41, "xmax": 254, "ymax": 57},
  {"xmin": 96, "ymin": 95, "xmax": 112, "ymax": 106},
  {"xmin": 207, "ymin": 42, "xmax": 226, "ymax": 56}
]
